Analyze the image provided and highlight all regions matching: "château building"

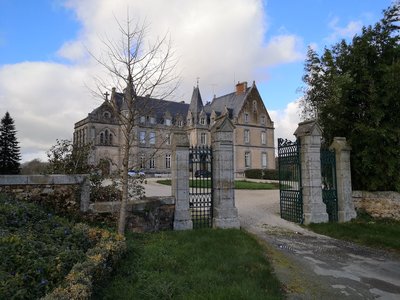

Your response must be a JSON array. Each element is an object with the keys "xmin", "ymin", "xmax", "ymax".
[{"xmin": 73, "ymin": 81, "xmax": 275, "ymax": 177}]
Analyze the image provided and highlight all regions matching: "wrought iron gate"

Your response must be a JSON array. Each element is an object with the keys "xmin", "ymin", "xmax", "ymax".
[
  {"xmin": 320, "ymin": 148, "xmax": 338, "ymax": 222},
  {"xmin": 189, "ymin": 146, "xmax": 213, "ymax": 228},
  {"xmin": 278, "ymin": 138, "xmax": 303, "ymax": 223}
]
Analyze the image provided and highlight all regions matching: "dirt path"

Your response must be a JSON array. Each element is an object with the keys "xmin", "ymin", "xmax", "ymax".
[{"xmin": 235, "ymin": 189, "xmax": 400, "ymax": 300}]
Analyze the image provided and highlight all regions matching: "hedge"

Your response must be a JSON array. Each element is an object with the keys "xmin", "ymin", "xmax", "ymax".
[{"xmin": 244, "ymin": 169, "xmax": 279, "ymax": 180}]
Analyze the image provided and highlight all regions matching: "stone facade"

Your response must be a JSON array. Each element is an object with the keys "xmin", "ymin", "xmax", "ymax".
[
  {"xmin": 73, "ymin": 81, "xmax": 275, "ymax": 177},
  {"xmin": 353, "ymin": 191, "xmax": 400, "ymax": 220}
]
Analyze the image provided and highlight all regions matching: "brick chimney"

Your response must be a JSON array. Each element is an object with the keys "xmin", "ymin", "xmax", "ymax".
[{"xmin": 235, "ymin": 81, "xmax": 248, "ymax": 95}]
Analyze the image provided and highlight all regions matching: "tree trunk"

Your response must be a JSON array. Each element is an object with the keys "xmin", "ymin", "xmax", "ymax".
[{"xmin": 118, "ymin": 140, "xmax": 130, "ymax": 235}]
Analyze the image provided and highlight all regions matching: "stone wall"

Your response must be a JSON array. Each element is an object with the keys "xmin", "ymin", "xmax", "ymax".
[
  {"xmin": 89, "ymin": 197, "xmax": 175, "ymax": 232},
  {"xmin": 353, "ymin": 191, "xmax": 400, "ymax": 220},
  {"xmin": 0, "ymin": 175, "xmax": 90, "ymax": 213}
]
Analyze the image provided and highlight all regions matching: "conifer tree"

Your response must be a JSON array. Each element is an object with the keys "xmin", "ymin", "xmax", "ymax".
[
  {"xmin": 300, "ymin": 2, "xmax": 400, "ymax": 191},
  {"xmin": 0, "ymin": 112, "xmax": 21, "ymax": 174}
]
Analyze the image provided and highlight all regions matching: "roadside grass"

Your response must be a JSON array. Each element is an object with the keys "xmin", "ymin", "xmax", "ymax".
[
  {"xmin": 157, "ymin": 179, "xmax": 280, "ymax": 190},
  {"xmin": 307, "ymin": 212, "xmax": 400, "ymax": 252},
  {"xmin": 93, "ymin": 229, "xmax": 285, "ymax": 299}
]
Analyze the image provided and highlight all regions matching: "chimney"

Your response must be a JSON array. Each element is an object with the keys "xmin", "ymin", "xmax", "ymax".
[{"xmin": 235, "ymin": 81, "xmax": 247, "ymax": 95}]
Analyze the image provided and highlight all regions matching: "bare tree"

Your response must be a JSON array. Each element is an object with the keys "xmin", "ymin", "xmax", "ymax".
[{"xmin": 90, "ymin": 15, "xmax": 179, "ymax": 235}]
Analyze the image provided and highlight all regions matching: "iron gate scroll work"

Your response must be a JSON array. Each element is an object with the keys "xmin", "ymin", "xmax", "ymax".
[
  {"xmin": 320, "ymin": 148, "xmax": 338, "ymax": 222},
  {"xmin": 189, "ymin": 146, "xmax": 213, "ymax": 228},
  {"xmin": 278, "ymin": 138, "xmax": 303, "ymax": 223}
]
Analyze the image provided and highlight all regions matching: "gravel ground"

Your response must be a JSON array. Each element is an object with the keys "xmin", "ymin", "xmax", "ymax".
[{"xmin": 235, "ymin": 189, "xmax": 400, "ymax": 300}]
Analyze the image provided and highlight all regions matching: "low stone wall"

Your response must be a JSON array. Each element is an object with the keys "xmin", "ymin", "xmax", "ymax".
[
  {"xmin": 353, "ymin": 191, "xmax": 400, "ymax": 220},
  {"xmin": 0, "ymin": 175, "xmax": 90, "ymax": 212},
  {"xmin": 89, "ymin": 196, "xmax": 175, "ymax": 232}
]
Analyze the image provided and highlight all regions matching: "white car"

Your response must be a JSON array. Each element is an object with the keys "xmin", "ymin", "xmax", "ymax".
[{"xmin": 128, "ymin": 170, "xmax": 145, "ymax": 177}]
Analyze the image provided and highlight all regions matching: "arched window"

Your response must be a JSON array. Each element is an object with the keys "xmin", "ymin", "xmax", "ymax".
[
  {"xmin": 109, "ymin": 134, "xmax": 113, "ymax": 145},
  {"xmin": 100, "ymin": 133, "xmax": 104, "ymax": 144},
  {"xmin": 104, "ymin": 130, "xmax": 109, "ymax": 144}
]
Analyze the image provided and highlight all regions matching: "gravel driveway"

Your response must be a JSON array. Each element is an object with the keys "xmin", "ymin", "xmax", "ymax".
[{"xmin": 235, "ymin": 189, "xmax": 400, "ymax": 300}]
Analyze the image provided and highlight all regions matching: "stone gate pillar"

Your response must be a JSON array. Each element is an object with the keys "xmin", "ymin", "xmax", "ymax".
[
  {"xmin": 330, "ymin": 137, "xmax": 357, "ymax": 222},
  {"xmin": 294, "ymin": 120, "xmax": 328, "ymax": 224},
  {"xmin": 211, "ymin": 116, "xmax": 240, "ymax": 229},
  {"xmin": 172, "ymin": 132, "xmax": 193, "ymax": 230}
]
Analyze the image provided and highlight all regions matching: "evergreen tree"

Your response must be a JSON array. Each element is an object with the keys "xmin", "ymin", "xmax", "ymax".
[
  {"xmin": 0, "ymin": 112, "xmax": 21, "ymax": 174},
  {"xmin": 300, "ymin": 3, "xmax": 400, "ymax": 192}
]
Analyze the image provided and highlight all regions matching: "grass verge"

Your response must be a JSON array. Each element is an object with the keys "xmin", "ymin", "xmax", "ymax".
[
  {"xmin": 157, "ymin": 179, "xmax": 279, "ymax": 190},
  {"xmin": 93, "ymin": 229, "xmax": 285, "ymax": 299},
  {"xmin": 307, "ymin": 212, "xmax": 400, "ymax": 253}
]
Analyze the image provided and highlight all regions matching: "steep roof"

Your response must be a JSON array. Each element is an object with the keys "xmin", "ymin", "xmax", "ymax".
[
  {"xmin": 188, "ymin": 86, "xmax": 204, "ymax": 115},
  {"xmin": 208, "ymin": 86, "xmax": 251, "ymax": 117}
]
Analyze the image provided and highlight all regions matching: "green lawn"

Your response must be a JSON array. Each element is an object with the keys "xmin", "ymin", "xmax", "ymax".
[
  {"xmin": 308, "ymin": 213, "xmax": 400, "ymax": 253},
  {"xmin": 93, "ymin": 229, "xmax": 285, "ymax": 299},
  {"xmin": 157, "ymin": 179, "xmax": 280, "ymax": 190}
]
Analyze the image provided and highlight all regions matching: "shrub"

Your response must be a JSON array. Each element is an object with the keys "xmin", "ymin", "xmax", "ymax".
[
  {"xmin": 244, "ymin": 169, "xmax": 263, "ymax": 179},
  {"xmin": 262, "ymin": 169, "xmax": 279, "ymax": 180},
  {"xmin": 0, "ymin": 195, "xmax": 126, "ymax": 300}
]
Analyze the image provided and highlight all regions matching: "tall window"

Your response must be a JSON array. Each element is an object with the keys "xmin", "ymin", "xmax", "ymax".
[
  {"xmin": 140, "ymin": 154, "xmax": 145, "ymax": 169},
  {"xmin": 245, "ymin": 152, "xmax": 251, "ymax": 168},
  {"xmin": 200, "ymin": 132, "xmax": 207, "ymax": 145},
  {"xmin": 166, "ymin": 133, "xmax": 171, "ymax": 145},
  {"xmin": 261, "ymin": 115, "xmax": 266, "ymax": 125},
  {"xmin": 104, "ymin": 129, "xmax": 109, "ymax": 144},
  {"xmin": 253, "ymin": 100, "xmax": 257, "ymax": 112},
  {"xmin": 244, "ymin": 129, "xmax": 250, "ymax": 143},
  {"xmin": 149, "ymin": 156, "xmax": 155, "ymax": 169},
  {"xmin": 149, "ymin": 132, "xmax": 156, "ymax": 144},
  {"xmin": 262, "ymin": 153, "xmax": 267, "ymax": 168},
  {"xmin": 100, "ymin": 133, "xmax": 104, "ymax": 144},
  {"xmin": 244, "ymin": 113, "xmax": 249, "ymax": 123},
  {"xmin": 150, "ymin": 117, "xmax": 156, "ymax": 124},
  {"xmin": 261, "ymin": 132, "xmax": 266, "ymax": 145},
  {"xmin": 140, "ymin": 116, "xmax": 145, "ymax": 124},
  {"xmin": 139, "ymin": 131, "xmax": 146, "ymax": 144},
  {"xmin": 165, "ymin": 154, "xmax": 171, "ymax": 169},
  {"xmin": 200, "ymin": 117, "xmax": 205, "ymax": 125}
]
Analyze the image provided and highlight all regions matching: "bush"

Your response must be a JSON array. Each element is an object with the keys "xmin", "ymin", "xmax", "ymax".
[
  {"xmin": 262, "ymin": 169, "xmax": 279, "ymax": 180},
  {"xmin": 244, "ymin": 169, "xmax": 279, "ymax": 180},
  {"xmin": 244, "ymin": 169, "xmax": 263, "ymax": 179},
  {"xmin": 0, "ymin": 195, "xmax": 126, "ymax": 300}
]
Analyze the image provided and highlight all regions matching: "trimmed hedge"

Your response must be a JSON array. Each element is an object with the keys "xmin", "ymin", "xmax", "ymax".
[{"xmin": 244, "ymin": 169, "xmax": 279, "ymax": 180}]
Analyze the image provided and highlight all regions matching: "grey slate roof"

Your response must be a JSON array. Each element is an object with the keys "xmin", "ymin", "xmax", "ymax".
[
  {"xmin": 188, "ymin": 86, "xmax": 204, "ymax": 115},
  {"xmin": 207, "ymin": 87, "xmax": 251, "ymax": 117}
]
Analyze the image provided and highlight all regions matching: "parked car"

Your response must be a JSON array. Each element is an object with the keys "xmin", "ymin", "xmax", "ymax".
[
  {"xmin": 128, "ymin": 170, "xmax": 145, "ymax": 177},
  {"xmin": 194, "ymin": 170, "xmax": 211, "ymax": 178}
]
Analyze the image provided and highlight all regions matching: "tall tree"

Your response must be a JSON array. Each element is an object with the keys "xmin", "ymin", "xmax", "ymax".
[
  {"xmin": 0, "ymin": 112, "xmax": 21, "ymax": 174},
  {"xmin": 90, "ymin": 16, "xmax": 179, "ymax": 234},
  {"xmin": 300, "ymin": 2, "xmax": 400, "ymax": 192}
]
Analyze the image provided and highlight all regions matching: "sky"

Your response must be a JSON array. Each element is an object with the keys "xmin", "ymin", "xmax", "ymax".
[{"xmin": 0, "ymin": 0, "xmax": 394, "ymax": 162}]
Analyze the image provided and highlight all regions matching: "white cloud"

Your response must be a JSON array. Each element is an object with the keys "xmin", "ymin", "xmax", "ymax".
[
  {"xmin": 270, "ymin": 100, "xmax": 301, "ymax": 143},
  {"xmin": 1, "ymin": 0, "xmax": 305, "ymax": 161},
  {"xmin": 326, "ymin": 17, "xmax": 362, "ymax": 42}
]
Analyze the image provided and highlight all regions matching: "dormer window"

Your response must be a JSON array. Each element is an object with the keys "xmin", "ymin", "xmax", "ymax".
[
  {"xmin": 177, "ymin": 120, "xmax": 183, "ymax": 127},
  {"xmin": 165, "ymin": 119, "xmax": 171, "ymax": 126},
  {"xmin": 200, "ymin": 118, "xmax": 205, "ymax": 125},
  {"xmin": 150, "ymin": 117, "xmax": 156, "ymax": 124}
]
